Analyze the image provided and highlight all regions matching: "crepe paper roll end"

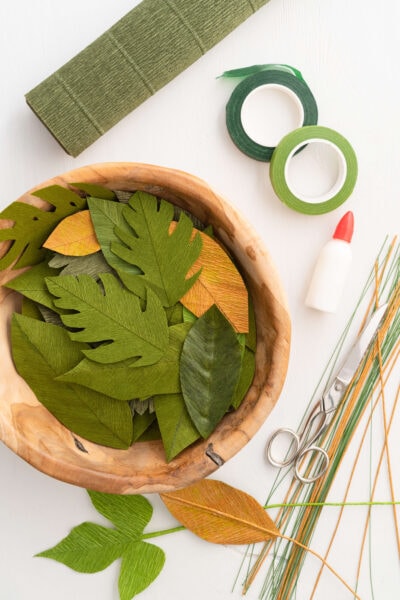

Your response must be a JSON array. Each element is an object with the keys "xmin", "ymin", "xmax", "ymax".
[
  {"xmin": 24, "ymin": 0, "xmax": 271, "ymax": 157},
  {"xmin": 305, "ymin": 212, "xmax": 354, "ymax": 313}
]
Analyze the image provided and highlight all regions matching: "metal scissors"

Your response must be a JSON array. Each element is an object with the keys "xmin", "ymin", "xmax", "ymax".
[{"xmin": 266, "ymin": 304, "xmax": 387, "ymax": 484}]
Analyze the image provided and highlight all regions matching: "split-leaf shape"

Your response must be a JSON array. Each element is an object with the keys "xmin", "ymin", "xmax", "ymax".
[
  {"xmin": 154, "ymin": 393, "xmax": 201, "ymax": 462},
  {"xmin": 48, "ymin": 251, "xmax": 114, "ymax": 278},
  {"xmin": 46, "ymin": 273, "xmax": 168, "ymax": 365},
  {"xmin": 43, "ymin": 209, "xmax": 100, "ymax": 256},
  {"xmin": 170, "ymin": 223, "xmax": 249, "ymax": 333},
  {"xmin": 58, "ymin": 323, "xmax": 191, "ymax": 400},
  {"xmin": 5, "ymin": 261, "xmax": 60, "ymax": 310},
  {"xmin": 37, "ymin": 491, "xmax": 165, "ymax": 600},
  {"xmin": 112, "ymin": 191, "xmax": 202, "ymax": 307},
  {"xmin": 180, "ymin": 304, "xmax": 242, "ymax": 438},
  {"xmin": 88, "ymin": 196, "xmax": 141, "ymax": 275},
  {"xmin": 0, "ymin": 185, "xmax": 86, "ymax": 269},
  {"xmin": 11, "ymin": 314, "xmax": 133, "ymax": 448},
  {"xmin": 161, "ymin": 479, "xmax": 280, "ymax": 544}
]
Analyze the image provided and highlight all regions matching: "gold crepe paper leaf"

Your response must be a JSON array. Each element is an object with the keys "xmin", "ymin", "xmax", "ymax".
[
  {"xmin": 43, "ymin": 210, "xmax": 100, "ymax": 256},
  {"xmin": 161, "ymin": 479, "xmax": 280, "ymax": 545},
  {"xmin": 169, "ymin": 223, "xmax": 249, "ymax": 333}
]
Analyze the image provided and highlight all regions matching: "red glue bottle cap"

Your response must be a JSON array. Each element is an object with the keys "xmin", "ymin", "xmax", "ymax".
[{"xmin": 333, "ymin": 211, "xmax": 354, "ymax": 243}]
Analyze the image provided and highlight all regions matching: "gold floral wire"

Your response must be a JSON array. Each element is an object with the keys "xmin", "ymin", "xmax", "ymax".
[{"xmin": 240, "ymin": 238, "xmax": 399, "ymax": 598}]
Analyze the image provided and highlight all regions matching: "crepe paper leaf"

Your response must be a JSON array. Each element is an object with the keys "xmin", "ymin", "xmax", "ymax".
[
  {"xmin": 115, "ymin": 190, "xmax": 132, "ymax": 203},
  {"xmin": 161, "ymin": 479, "xmax": 280, "ymax": 545},
  {"xmin": 246, "ymin": 295, "xmax": 257, "ymax": 352},
  {"xmin": 38, "ymin": 304, "xmax": 64, "ymax": 327},
  {"xmin": 11, "ymin": 314, "xmax": 133, "ymax": 448},
  {"xmin": 231, "ymin": 347, "xmax": 256, "ymax": 409},
  {"xmin": 0, "ymin": 185, "xmax": 86, "ymax": 270},
  {"xmin": 130, "ymin": 398, "xmax": 155, "ymax": 416},
  {"xmin": 132, "ymin": 412, "xmax": 157, "ymax": 442},
  {"xmin": 43, "ymin": 210, "xmax": 100, "ymax": 256},
  {"xmin": 165, "ymin": 302, "xmax": 184, "ymax": 325},
  {"xmin": 154, "ymin": 393, "xmax": 201, "ymax": 462},
  {"xmin": 182, "ymin": 305, "xmax": 197, "ymax": 324},
  {"xmin": 172, "ymin": 224, "xmax": 249, "ymax": 333},
  {"xmin": 5, "ymin": 260, "xmax": 61, "ymax": 310},
  {"xmin": 119, "ymin": 541, "xmax": 165, "ymax": 600},
  {"xmin": 46, "ymin": 273, "xmax": 168, "ymax": 366},
  {"xmin": 112, "ymin": 191, "xmax": 202, "ymax": 307},
  {"xmin": 87, "ymin": 197, "xmax": 141, "ymax": 275},
  {"xmin": 36, "ymin": 522, "xmax": 130, "ymax": 572},
  {"xmin": 180, "ymin": 305, "xmax": 242, "ymax": 438},
  {"xmin": 58, "ymin": 323, "xmax": 192, "ymax": 401},
  {"xmin": 70, "ymin": 182, "xmax": 117, "ymax": 201},
  {"xmin": 21, "ymin": 296, "xmax": 43, "ymax": 320},
  {"xmin": 37, "ymin": 491, "xmax": 165, "ymax": 599},
  {"xmin": 48, "ymin": 250, "xmax": 114, "ymax": 278},
  {"xmin": 137, "ymin": 419, "xmax": 162, "ymax": 441},
  {"xmin": 172, "ymin": 204, "xmax": 206, "ymax": 231}
]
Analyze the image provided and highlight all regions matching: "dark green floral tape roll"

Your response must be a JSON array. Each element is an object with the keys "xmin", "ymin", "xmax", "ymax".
[
  {"xmin": 269, "ymin": 125, "xmax": 358, "ymax": 215},
  {"xmin": 25, "ymin": 0, "xmax": 270, "ymax": 157},
  {"xmin": 225, "ymin": 68, "xmax": 318, "ymax": 161}
]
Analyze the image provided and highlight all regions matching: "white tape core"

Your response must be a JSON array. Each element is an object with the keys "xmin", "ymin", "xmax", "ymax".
[
  {"xmin": 240, "ymin": 84, "xmax": 304, "ymax": 147},
  {"xmin": 284, "ymin": 138, "xmax": 347, "ymax": 203}
]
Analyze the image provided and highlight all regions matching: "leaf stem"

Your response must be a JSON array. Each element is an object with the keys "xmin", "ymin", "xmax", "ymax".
[{"xmin": 143, "ymin": 525, "xmax": 186, "ymax": 539}]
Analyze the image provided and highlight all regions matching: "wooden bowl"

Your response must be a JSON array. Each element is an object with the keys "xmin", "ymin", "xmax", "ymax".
[{"xmin": 0, "ymin": 163, "xmax": 290, "ymax": 494}]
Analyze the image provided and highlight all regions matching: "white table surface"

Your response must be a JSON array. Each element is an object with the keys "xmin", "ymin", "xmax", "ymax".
[{"xmin": 0, "ymin": 1, "xmax": 399, "ymax": 599}]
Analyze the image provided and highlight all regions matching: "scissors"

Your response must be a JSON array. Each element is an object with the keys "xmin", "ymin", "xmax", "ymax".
[{"xmin": 266, "ymin": 304, "xmax": 387, "ymax": 484}]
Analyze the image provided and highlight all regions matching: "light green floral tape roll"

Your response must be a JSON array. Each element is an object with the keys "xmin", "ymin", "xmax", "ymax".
[{"xmin": 269, "ymin": 125, "xmax": 358, "ymax": 215}]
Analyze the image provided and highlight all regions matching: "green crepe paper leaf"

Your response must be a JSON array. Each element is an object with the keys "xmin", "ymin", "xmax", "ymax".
[
  {"xmin": 119, "ymin": 541, "xmax": 165, "ymax": 600},
  {"xmin": 136, "ymin": 419, "xmax": 161, "ymax": 441},
  {"xmin": 132, "ymin": 412, "xmax": 157, "ymax": 442},
  {"xmin": 37, "ymin": 522, "xmax": 130, "ymax": 572},
  {"xmin": 180, "ymin": 304, "xmax": 242, "ymax": 438},
  {"xmin": 48, "ymin": 251, "xmax": 114, "ymax": 278},
  {"xmin": 88, "ymin": 197, "xmax": 141, "ymax": 275},
  {"xmin": 0, "ymin": 185, "xmax": 86, "ymax": 270},
  {"xmin": 70, "ymin": 182, "xmax": 117, "ymax": 201},
  {"xmin": 11, "ymin": 314, "xmax": 133, "ymax": 448},
  {"xmin": 112, "ymin": 191, "xmax": 202, "ymax": 307},
  {"xmin": 154, "ymin": 393, "xmax": 200, "ymax": 462},
  {"xmin": 38, "ymin": 304, "xmax": 64, "ymax": 327},
  {"xmin": 46, "ymin": 273, "xmax": 168, "ymax": 366},
  {"xmin": 21, "ymin": 296, "xmax": 43, "ymax": 320},
  {"xmin": 182, "ymin": 305, "xmax": 197, "ymax": 324},
  {"xmin": 231, "ymin": 347, "xmax": 255, "ymax": 409},
  {"xmin": 5, "ymin": 261, "xmax": 60, "ymax": 310},
  {"xmin": 88, "ymin": 491, "xmax": 152, "ymax": 538},
  {"xmin": 58, "ymin": 323, "xmax": 191, "ymax": 401},
  {"xmin": 165, "ymin": 302, "xmax": 184, "ymax": 325}
]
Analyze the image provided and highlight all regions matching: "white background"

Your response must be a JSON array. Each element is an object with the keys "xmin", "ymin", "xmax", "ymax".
[{"xmin": 0, "ymin": 1, "xmax": 399, "ymax": 599}]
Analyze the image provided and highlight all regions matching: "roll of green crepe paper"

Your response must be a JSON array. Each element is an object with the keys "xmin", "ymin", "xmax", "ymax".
[{"xmin": 25, "ymin": 0, "xmax": 270, "ymax": 157}]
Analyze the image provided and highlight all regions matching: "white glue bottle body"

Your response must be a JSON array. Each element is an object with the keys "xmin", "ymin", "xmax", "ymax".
[{"xmin": 305, "ymin": 211, "xmax": 354, "ymax": 313}]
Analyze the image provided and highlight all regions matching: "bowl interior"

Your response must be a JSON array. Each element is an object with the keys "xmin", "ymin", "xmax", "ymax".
[{"xmin": 0, "ymin": 162, "xmax": 290, "ymax": 494}]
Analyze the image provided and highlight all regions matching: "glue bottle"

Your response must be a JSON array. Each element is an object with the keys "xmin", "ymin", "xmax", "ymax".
[{"xmin": 305, "ymin": 211, "xmax": 354, "ymax": 313}]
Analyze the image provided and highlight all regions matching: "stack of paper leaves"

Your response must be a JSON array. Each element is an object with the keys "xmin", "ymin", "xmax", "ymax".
[{"xmin": 1, "ymin": 185, "xmax": 256, "ymax": 461}]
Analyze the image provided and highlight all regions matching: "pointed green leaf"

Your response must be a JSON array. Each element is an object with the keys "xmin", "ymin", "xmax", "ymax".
[
  {"xmin": 132, "ymin": 412, "xmax": 157, "ymax": 442},
  {"xmin": 155, "ymin": 393, "xmax": 200, "ymax": 462},
  {"xmin": 71, "ymin": 182, "xmax": 117, "ymax": 201},
  {"xmin": 48, "ymin": 251, "xmax": 114, "ymax": 277},
  {"xmin": 5, "ymin": 261, "xmax": 60, "ymax": 310},
  {"xmin": 180, "ymin": 305, "xmax": 242, "ymax": 438},
  {"xmin": 36, "ymin": 522, "xmax": 129, "ymax": 573},
  {"xmin": 46, "ymin": 273, "xmax": 168, "ymax": 365},
  {"xmin": 21, "ymin": 296, "xmax": 43, "ymax": 320},
  {"xmin": 119, "ymin": 541, "xmax": 165, "ymax": 600},
  {"xmin": 58, "ymin": 323, "xmax": 191, "ymax": 400},
  {"xmin": 111, "ymin": 191, "xmax": 202, "ymax": 307},
  {"xmin": 231, "ymin": 347, "xmax": 255, "ymax": 409},
  {"xmin": 88, "ymin": 197, "xmax": 141, "ymax": 274},
  {"xmin": 165, "ymin": 302, "xmax": 184, "ymax": 325},
  {"xmin": 0, "ymin": 185, "xmax": 86, "ymax": 269},
  {"xmin": 11, "ymin": 314, "xmax": 133, "ymax": 448},
  {"xmin": 88, "ymin": 491, "xmax": 152, "ymax": 539}
]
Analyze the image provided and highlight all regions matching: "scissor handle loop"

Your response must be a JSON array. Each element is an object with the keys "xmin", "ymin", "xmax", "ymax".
[
  {"xmin": 266, "ymin": 427, "xmax": 301, "ymax": 468},
  {"xmin": 294, "ymin": 445, "xmax": 329, "ymax": 484}
]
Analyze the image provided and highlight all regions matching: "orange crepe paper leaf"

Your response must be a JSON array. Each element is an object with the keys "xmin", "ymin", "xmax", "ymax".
[
  {"xmin": 161, "ymin": 479, "xmax": 280, "ymax": 545},
  {"xmin": 43, "ymin": 210, "xmax": 100, "ymax": 256},
  {"xmin": 169, "ymin": 224, "xmax": 248, "ymax": 333}
]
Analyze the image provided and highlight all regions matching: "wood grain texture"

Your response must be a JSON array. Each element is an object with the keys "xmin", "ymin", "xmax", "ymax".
[{"xmin": 0, "ymin": 162, "xmax": 291, "ymax": 494}]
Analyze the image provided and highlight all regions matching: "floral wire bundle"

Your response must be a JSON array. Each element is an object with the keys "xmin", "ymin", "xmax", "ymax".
[{"xmin": 236, "ymin": 237, "xmax": 400, "ymax": 599}]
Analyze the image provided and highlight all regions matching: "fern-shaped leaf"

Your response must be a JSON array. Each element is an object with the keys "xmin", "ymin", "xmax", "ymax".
[{"xmin": 45, "ymin": 273, "xmax": 168, "ymax": 365}]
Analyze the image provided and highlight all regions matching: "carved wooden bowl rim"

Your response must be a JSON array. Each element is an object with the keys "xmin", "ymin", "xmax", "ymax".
[{"xmin": 0, "ymin": 162, "xmax": 291, "ymax": 494}]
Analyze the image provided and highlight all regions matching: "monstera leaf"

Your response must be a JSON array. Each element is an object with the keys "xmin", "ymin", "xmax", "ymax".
[
  {"xmin": 0, "ymin": 185, "xmax": 86, "ymax": 269},
  {"xmin": 111, "ymin": 191, "xmax": 202, "ymax": 307},
  {"xmin": 45, "ymin": 273, "xmax": 168, "ymax": 365}
]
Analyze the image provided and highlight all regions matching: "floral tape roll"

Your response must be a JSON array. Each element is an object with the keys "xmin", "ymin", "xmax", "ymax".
[
  {"xmin": 225, "ymin": 69, "xmax": 318, "ymax": 161},
  {"xmin": 269, "ymin": 125, "xmax": 358, "ymax": 215}
]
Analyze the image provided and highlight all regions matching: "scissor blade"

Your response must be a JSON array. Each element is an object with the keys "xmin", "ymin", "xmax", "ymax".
[{"xmin": 336, "ymin": 304, "xmax": 388, "ymax": 385}]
